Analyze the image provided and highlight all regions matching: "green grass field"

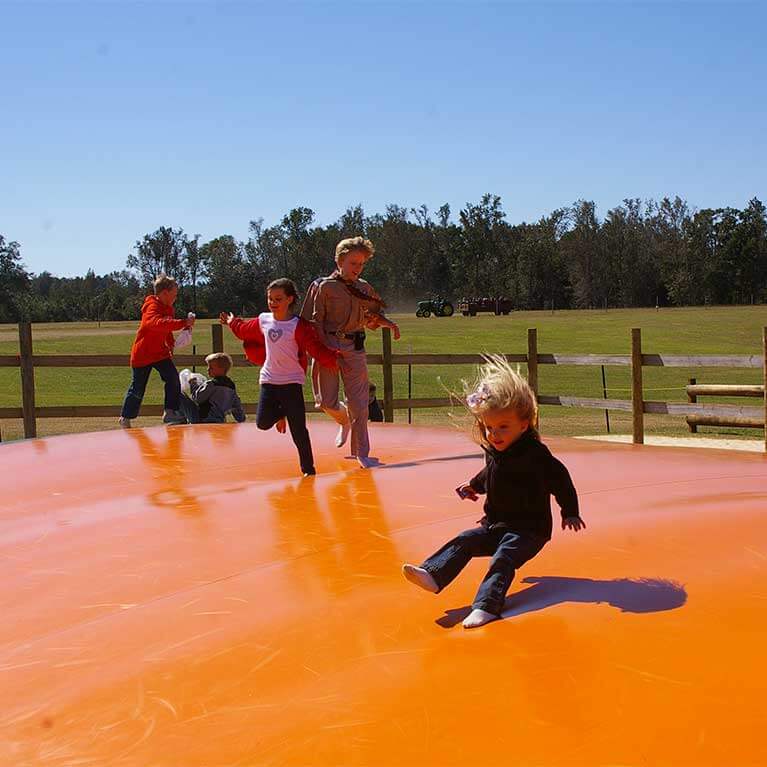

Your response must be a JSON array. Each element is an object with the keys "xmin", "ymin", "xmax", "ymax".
[{"xmin": 1, "ymin": 306, "xmax": 765, "ymax": 443}]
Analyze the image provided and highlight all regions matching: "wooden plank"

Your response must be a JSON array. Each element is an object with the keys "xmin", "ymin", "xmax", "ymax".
[
  {"xmin": 17, "ymin": 395, "xmax": 645, "ymax": 419},
  {"xmin": 10, "ymin": 351, "xmax": 761, "ymax": 370},
  {"xmin": 391, "ymin": 397, "xmax": 454, "ymax": 409},
  {"xmin": 643, "ymin": 401, "xmax": 763, "ymax": 418},
  {"xmin": 386, "ymin": 353, "xmax": 527, "ymax": 365},
  {"xmin": 642, "ymin": 354, "xmax": 762, "ymax": 368},
  {"xmin": 382, "ymin": 327, "xmax": 394, "ymax": 423},
  {"xmin": 32, "ymin": 354, "xmax": 131, "ymax": 367},
  {"xmin": 537, "ymin": 354, "xmax": 631, "ymax": 367},
  {"xmin": 32, "ymin": 351, "xmax": 756, "ymax": 370},
  {"xmin": 631, "ymin": 328, "xmax": 644, "ymax": 445},
  {"xmin": 686, "ymin": 385, "xmax": 764, "ymax": 398},
  {"xmin": 19, "ymin": 323, "xmax": 37, "ymax": 438},
  {"xmin": 25, "ymin": 353, "xmax": 251, "ymax": 368},
  {"xmin": 36, "ymin": 405, "xmax": 159, "ymax": 418},
  {"xmin": 32, "ymin": 402, "xmax": 322, "ymax": 419},
  {"xmin": 537, "ymin": 395, "xmax": 633, "ymax": 412},
  {"xmin": 179, "ymin": 353, "xmax": 248, "ymax": 366},
  {"xmin": 20, "ymin": 397, "xmax": 763, "ymax": 421},
  {"xmin": 686, "ymin": 415, "xmax": 763, "ymax": 428}
]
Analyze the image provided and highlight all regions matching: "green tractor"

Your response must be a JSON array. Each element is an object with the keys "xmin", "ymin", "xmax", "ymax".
[{"xmin": 415, "ymin": 297, "xmax": 454, "ymax": 318}]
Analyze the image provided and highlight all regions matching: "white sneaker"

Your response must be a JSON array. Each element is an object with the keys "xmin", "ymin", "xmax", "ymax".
[
  {"xmin": 162, "ymin": 409, "xmax": 186, "ymax": 425},
  {"xmin": 402, "ymin": 564, "xmax": 438, "ymax": 593},
  {"xmin": 118, "ymin": 417, "xmax": 132, "ymax": 429},
  {"xmin": 462, "ymin": 609, "xmax": 498, "ymax": 629},
  {"xmin": 335, "ymin": 422, "xmax": 350, "ymax": 448}
]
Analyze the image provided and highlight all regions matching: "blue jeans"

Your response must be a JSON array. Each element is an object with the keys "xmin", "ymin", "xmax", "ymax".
[
  {"xmin": 178, "ymin": 394, "xmax": 201, "ymax": 424},
  {"xmin": 421, "ymin": 526, "xmax": 547, "ymax": 615},
  {"xmin": 257, "ymin": 383, "xmax": 314, "ymax": 474},
  {"xmin": 121, "ymin": 359, "xmax": 181, "ymax": 419}
]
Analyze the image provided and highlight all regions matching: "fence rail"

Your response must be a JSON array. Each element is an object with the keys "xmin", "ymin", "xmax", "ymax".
[
  {"xmin": 1, "ymin": 323, "xmax": 765, "ymax": 451},
  {"xmin": 685, "ymin": 379, "xmax": 766, "ymax": 433}
]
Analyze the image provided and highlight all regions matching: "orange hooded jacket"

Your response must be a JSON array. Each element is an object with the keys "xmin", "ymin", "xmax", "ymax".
[{"xmin": 129, "ymin": 295, "xmax": 187, "ymax": 368}]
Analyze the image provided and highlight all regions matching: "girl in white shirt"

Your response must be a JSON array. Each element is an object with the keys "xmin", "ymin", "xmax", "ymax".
[{"xmin": 221, "ymin": 279, "xmax": 338, "ymax": 476}]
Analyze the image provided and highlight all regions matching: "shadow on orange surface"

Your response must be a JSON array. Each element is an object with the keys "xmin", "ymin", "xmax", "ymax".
[{"xmin": 437, "ymin": 575, "xmax": 688, "ymax": 627}]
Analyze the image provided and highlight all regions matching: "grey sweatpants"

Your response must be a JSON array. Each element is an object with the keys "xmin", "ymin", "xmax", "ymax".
[{"xmin": 313, "ymin": 338, "xmax": 370, "ymax": 459}]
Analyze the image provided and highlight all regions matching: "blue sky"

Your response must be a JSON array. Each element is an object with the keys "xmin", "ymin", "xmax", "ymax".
[{"xmin": 2, "ymin": 1, "xmax": 765, "ymax": 276}]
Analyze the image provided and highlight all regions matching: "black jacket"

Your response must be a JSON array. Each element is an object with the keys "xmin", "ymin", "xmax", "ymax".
[
  {"xmin": 191, "ymin": 375, "xmax": 246, "ymax": 424},
  {"xmin": 468, "ymin": 430, "xmax": 579, "ymax": 541}
]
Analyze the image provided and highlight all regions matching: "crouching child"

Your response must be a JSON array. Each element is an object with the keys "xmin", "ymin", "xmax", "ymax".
[{"xmin": 179, "ymin": 352, "xmax": 246, "ymax": 424}]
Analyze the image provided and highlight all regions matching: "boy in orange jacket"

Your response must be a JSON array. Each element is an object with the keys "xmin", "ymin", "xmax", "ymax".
[{"xmin": 119, "ymin": 275, "xmax": 195, "ymax": 428}]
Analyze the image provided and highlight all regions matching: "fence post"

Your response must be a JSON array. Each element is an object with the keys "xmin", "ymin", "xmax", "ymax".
[
  {"xmin": 18, "ymin": 322, "xmax": 37, "ymax": 439},
  {"xmin": 407, "ymin": 344, "xmax": 413, "ymax": 425},
  {"xmin": 763, "ymin": 327, "xmax": 766, "ymax": 454},
  {"xmin": 601, "ymin": 364, "xmax": 610, "ymax": 434},
  {"xmin": 527, "ymin": 328, "xmax": 539, "ymax": 429},
  {"xmin": 631, "ymin": 328, "xmax": 644, "ymax": 445},
  {"xmin": 211, "ymin": 323, "xmax": 224, "ymax": 354},
  {"xmin": 382, "ymin": 327, "xmax": 394, "ymax": 423},
  {"xmin": 687, "ymin": 377, "xmax": 697, "ymax": 433}
]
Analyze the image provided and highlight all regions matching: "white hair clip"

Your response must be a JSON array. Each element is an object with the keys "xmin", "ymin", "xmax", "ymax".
[{"xmin": 466, "ymin": 383, "xmax": 491, "ymax": 409}]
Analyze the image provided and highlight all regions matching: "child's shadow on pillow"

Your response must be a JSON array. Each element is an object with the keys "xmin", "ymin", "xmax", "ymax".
[{"xmin": 436, "ymin": 576, "xmax": 687, "ymax": 628}]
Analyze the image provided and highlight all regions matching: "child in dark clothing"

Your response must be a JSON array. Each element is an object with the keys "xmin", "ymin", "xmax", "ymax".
[
  {"xmin": 368, "ymin": 382, "xmax": 384, "ymax": 422},
  {"xmin": 402, "ymin": 355, "xmax": 586, "ymax": 629},
  {"xmin": 179, "ymin": 353, "xmax": 246, "ymax": 424}
]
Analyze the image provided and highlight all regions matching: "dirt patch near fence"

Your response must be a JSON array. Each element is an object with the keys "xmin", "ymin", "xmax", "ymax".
[{"xmin": 577, "ymin": 434, "xmax": 764, "ymax": 452}]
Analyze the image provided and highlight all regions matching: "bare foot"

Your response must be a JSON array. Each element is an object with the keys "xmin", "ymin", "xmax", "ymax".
[{"xmin": 276, "ymin": 418, "xmax": 287, "ymax": 434}]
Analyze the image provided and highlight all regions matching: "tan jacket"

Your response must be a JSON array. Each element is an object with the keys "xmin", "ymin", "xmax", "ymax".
[{"xmin": 303, "ymin": 276, "xmax": 377, "ymax": 334}]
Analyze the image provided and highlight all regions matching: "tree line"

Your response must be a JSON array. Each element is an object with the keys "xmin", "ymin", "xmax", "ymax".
[{"xmin": 1, "ymin": 194, "xmax": 766, "ymax": 323}]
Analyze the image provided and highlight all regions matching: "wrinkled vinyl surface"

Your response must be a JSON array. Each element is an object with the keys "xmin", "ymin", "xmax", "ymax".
[{"xmin": 2, "ymin": 422, "xmax": 766, "ymax": 766}]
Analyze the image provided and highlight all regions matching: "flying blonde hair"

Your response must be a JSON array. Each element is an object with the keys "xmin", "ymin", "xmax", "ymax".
[{"xmin": 462, "ymin": 355, "xmax": 539, "ymax": 447}]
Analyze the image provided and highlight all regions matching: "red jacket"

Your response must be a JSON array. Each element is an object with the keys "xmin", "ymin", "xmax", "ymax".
[
  {"xmin": 228, "ymin": 315, "xmax": 339, "ymax": 371},
  {"xmin": 130, "ymin": 295, "xmax": 187, "ymax": 368}
]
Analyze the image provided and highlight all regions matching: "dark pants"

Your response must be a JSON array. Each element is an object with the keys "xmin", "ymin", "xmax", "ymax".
[
  {"xmin": 178, "ymin": 395, "xmax": 201, "ymax": 424},
  {"xmin": 257, "ymin": 383, "xmax": 314, "ymax": 474},
  {"xmin": 421, "ymin": 526, "xmax": 547, "ymax": 615},
  {"xmin": 121, "ymin": 359, "xmax": 180, "ymax": 419}
]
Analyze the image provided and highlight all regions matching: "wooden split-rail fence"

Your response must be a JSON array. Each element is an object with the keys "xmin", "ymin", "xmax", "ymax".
[
  {"xmin": 685, "ymin": 380, "xmax": 765, "ymax": 432},
  {"xmin": 1, "ymin": 323, "xmax": 766, "ymax": 452}
]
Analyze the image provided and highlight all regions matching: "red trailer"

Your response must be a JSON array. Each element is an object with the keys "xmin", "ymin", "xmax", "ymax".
[{"xmin": 457, "ymin": 296, "xmax": 513, "ymax": 316}]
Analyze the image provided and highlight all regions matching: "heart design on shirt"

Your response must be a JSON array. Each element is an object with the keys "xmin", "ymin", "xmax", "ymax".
[{"xmin": 268, "ymin": 328, "xmax": 283, "ymax": 343}]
